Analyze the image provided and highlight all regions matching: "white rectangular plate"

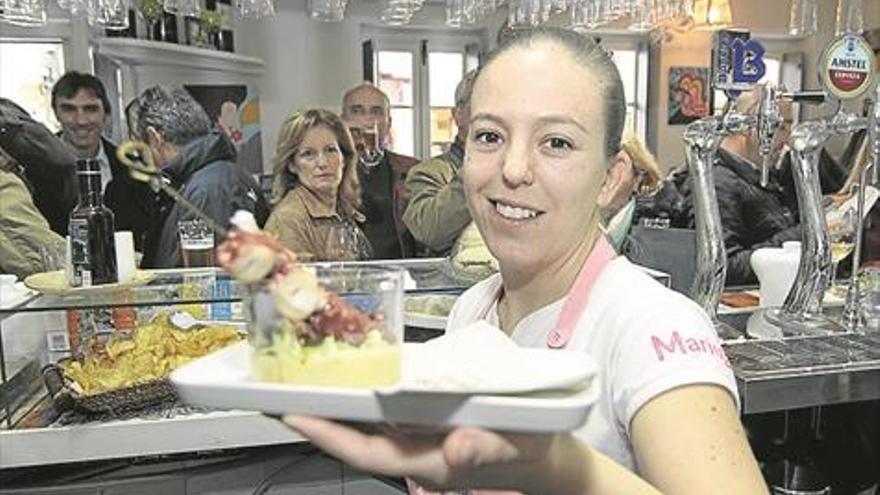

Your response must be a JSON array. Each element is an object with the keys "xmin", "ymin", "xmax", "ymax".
[{"xmin": 171, "ymin": 342, "xmax": 599, "ymax": 433}]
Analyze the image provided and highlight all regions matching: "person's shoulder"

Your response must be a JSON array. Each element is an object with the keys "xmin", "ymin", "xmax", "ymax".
[
  {"xmin": 386, "ymin": 151, "xmax": 419, "ymax": 170},
  {"xmin": 445, "ymin": 274, "xmax": 502, "ymax": 332},
  {"xmin": 594, "ymin": 258, "xmax": 713, "ymax": 333},
  {"xmin": 408, "ymin": 155, "xmax": 455, "ymax": 180}
]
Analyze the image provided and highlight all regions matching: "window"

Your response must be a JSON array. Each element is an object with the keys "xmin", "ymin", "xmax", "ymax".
[
  {"xmin": 367, "ymin": 30, "xmax": 481, "ymax": 160},
  {"xmin": 600, "ymin": 36, "xmax": 649, "ymax": 143},
  {"xmin": 0, "ymin": 41, "xmax": 65, "ymax": 132}
]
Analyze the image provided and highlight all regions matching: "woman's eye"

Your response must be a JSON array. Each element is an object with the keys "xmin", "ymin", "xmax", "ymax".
[
  {"xmin": 326, "ymin": 145, "xmax": 341, "ymax": 155},
  {"xmin": 298, "ymin": 149, "xmax": 316, "ymax": 160},
  {"xmin": 473, "ymin": 130, "xmax": 502, "ymax": 145},
  {"xmin": 544, "ymin": 137, "xmax": 573, "ymax": 151}
]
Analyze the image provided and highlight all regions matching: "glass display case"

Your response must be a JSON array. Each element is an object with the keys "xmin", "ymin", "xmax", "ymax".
[{"xmin": 0, "ymin": 259, "xmax": 470, "ymax": 470}]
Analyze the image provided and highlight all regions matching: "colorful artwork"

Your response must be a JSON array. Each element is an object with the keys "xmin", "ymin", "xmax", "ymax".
[
  {"xmin": 668, "ymin": 67, "xmax": 711, "ymax": 125},
  {"xmin": 184, "ymin": 84, "xmax": 263, "ymax": 174}
]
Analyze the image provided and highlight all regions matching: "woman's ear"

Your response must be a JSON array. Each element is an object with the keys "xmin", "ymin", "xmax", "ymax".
[
  {"xmin": 287, "ymin": 158, "xmax": 299, "ymax": 176},
  {"xmin": 597, "ymin": 150, "xmax": 635, "ymax": 218}
]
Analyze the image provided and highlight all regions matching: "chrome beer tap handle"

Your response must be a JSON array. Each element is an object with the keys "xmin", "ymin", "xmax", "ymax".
[{"xmin": 757, "ymin": 85, "xmax": 782, "ymax": 187}]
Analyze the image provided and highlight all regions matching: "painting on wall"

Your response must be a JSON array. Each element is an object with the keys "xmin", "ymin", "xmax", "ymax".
[
  {"xmin": 667, "ymin": 66, "xmax": 711, "ymax": 125},
  {"xmin": 184, "ymin": 84, "xmax": 263, "ymax": 174}
]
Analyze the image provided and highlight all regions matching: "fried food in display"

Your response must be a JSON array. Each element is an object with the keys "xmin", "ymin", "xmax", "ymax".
[{"xmin": 61, "ymin": 317, "xmax": 240, "ymax": 395}]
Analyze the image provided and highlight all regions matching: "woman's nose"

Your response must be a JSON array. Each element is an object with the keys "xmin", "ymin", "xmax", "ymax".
[{"xmin": 501, "ymin": 143, "xmax": 534, "ymax": 187}]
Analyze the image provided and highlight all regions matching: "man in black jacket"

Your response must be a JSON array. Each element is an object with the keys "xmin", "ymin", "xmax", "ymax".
[
  {"xmin": 51, "ymin": 72, "xmax": 154, "ymax": 247},
  {"xmin": 127, "ymin": 85, "xmax": 269, "ymax": 268}
]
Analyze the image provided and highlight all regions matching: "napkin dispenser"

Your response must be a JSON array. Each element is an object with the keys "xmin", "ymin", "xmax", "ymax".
[{"xmin": 751, "ymin": 241, "xmax": 801, "ymax": 307}]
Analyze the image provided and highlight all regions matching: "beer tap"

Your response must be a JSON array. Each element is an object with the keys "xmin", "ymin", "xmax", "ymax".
[
  {"xmin": 842, "ymin": 88, "xmax": 879, "ymax": 331},
  {"xmin": 757, "ymin": 84, "xmax": 782, "ymax": 188},
  {"xmin": 739, "ymin": 28, "xmax": 879, "ymax": 336},
  {"xmin": 685, "ymin": 30, "xmax": 775, "ymax": 336}
]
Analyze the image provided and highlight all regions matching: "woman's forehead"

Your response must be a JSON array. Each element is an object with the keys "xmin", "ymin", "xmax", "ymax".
[{"xmin": 471, "ymin": 48, "xmax": 602, "ymax": 124}]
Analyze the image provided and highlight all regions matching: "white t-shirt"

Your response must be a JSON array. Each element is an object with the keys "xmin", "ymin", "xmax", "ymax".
[{"xmin": 445, "ymin": 256, "xmax": 739, "ymax": 472}]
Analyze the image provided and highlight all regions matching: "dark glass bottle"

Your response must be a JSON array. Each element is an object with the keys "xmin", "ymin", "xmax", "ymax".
[{"xmin": 69, "ymin": 159, "xmax": 117, "ymax": 286}]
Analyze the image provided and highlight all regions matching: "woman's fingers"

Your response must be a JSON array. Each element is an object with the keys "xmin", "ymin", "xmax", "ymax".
[
  {"xmin": 444, "ymin": 427, "xmax": 554, "ymax": 469},
  {"xmin": 283, "ymin": 415, "xmax": 451, "ymax": 482}
]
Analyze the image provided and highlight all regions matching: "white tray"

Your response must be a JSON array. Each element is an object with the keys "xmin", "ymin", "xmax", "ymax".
[{"xmin": 171, "ymin": 342, "xmax": 599, "ymax": 433}]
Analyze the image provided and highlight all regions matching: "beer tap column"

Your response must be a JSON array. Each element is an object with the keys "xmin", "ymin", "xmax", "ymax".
[
  {"xmin": 686, "ymin": 29, "xmax": 767, "ymax": 333},
  {"xmin": 843, "ymin": 88, "xmax": 879, "ymax": 330},
  {"xmin": 777, "ymin": 32, "xmax": 876, "ymax": 332}
]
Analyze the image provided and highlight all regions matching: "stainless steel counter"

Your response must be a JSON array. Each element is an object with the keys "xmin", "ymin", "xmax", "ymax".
[{"xmin": 724, "ymin": 332, "xmax": 880, "ymax": 414}]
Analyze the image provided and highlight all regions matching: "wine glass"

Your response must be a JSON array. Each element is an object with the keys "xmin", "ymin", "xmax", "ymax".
[
  {"xmin": 828, "ymin": 211, "xmax": 856, "ymax": 298},
  {"xmin": 323, "ymin": 222, "xmax": 373, "ymax": 261}
]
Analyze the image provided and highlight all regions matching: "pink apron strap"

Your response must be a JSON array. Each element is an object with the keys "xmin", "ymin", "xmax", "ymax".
[
  {"xmin": 546, "ymin": 236, "xmax": 615, "ymax": 349},
  {"xmin": 474, "ymin": 236, "xmax": 616, "ymax": 350}
]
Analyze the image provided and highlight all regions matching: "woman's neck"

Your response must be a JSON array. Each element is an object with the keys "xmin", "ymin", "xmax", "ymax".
[
  {"xmin": 497, "ymin": 223, "xmax": 603, "ymax": 335},
  {"xmin": 303, "ymin": 185, "xmax": 338, "ymax": 211}
]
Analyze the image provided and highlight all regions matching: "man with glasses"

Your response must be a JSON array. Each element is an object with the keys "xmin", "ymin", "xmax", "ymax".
[{"xmin": 341, "ymin": 82, "xmax": 420, "ymax": 259}]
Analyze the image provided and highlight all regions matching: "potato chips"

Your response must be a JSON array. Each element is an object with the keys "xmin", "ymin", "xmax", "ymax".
[{"xmin": 61, "ymin": 315, "xmax": 240, "ymax": 395}]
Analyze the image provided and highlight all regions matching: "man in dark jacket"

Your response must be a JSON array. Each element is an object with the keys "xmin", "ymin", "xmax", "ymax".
[
  {"xmin": 51, "ymin": 72, "xmax": 153, "ymax": 245},
  {"xmin": 341, "ymin": 83, "xmax": 420, "ymax": 259},
  {"xmin": 127, "ymin": 85, "xmax": 269, "ymax": 268}
]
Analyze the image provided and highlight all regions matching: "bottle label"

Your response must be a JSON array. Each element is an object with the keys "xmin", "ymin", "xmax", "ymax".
[{"xmin": 69, "ymin": 218, "xmax": 90, "ymax": 287}]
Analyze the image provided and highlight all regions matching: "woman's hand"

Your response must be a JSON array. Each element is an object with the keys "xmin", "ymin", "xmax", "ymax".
[
  {"xmin": 284, "ymin": 415, "xmax": 557, "ymax": 493},
  {"xmin": 283, "ymin": 416, "xmax": 660, "ymax": 494}
]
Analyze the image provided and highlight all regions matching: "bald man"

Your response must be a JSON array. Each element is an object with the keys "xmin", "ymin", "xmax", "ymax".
[{"xmin": 341, "ymin": 83, "xmax": 420, "ymax": 259}]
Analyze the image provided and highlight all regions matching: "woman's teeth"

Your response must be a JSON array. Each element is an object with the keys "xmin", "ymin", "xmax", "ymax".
[{"xmin": 495, "ymin": 201, "xmax": 538, "ymax": 220}]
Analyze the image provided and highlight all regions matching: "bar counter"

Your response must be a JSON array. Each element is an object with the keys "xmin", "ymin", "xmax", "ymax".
[{"xmin": 2, "ymin": 263, "xmax": 878, "ymax": 470}]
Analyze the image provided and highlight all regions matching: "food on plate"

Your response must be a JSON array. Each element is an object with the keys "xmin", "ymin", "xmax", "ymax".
[
  {"xmin": 405, "ymin": 294, "xmax": 457, "ymax": 317},
  {"xmin": 217, "ymin": 212, "xmax": 401, "ymax": 388},
  {"xmin": 61, "ymin": 315, "xmax": 239, "ymax": 394}
]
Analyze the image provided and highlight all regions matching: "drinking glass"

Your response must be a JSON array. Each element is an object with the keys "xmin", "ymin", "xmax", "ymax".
[
  {"xmin": 237, "ymin": 0, "xmax": 274, "ymax": 19},
  {"xmin": 860, "ymin": 267, "xmax": 880, "ymax": 332},
  {"xmin": 323, "ymin": 222, "xmax": 373, "ymax": 262},
  {"xmin": 178, "ymin": 219, "xmax": 215, "ymax": 268},
  {"xmin": 349, "ymin": 123, "xmax": 384, "ymax": 169},
  {"xmin": 789, "ymin": 0, "xmax": 817, "ymax": 36},
  {"xmin": 1, "ymin": 0, "xmax": 47, "ymax": 26},
  {"xmin": 309, "ymin": 0, "xmax": 346, "ymax": 22},
  {"xmin": 95, "ymin": 0, "xmax": 130, "ymax": 30},
  {"xmin": 835, "ymin": 0, "xmax": 863, "ymax": 36},
  {"xmin": 446, "ymin": 0, "xmax": 466, "ymax": 27},
  {"xmin": 828, "ymin": 213, "xmax": 856, "ymax": 298}
]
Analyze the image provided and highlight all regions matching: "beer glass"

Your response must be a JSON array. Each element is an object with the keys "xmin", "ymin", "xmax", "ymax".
[
  {"xmin": 178, "ymin": 219, "xmax": 215, "ymax": 268},
  {"xmin": 349, "ymin": 123, "xmax": 384, "ymax": 169}
]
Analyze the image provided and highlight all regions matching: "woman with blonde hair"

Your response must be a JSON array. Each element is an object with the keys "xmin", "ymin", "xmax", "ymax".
[
  {"xmin": 264, "ymin": 109, "xmax": 369, "ymax": 261},
  {"xmin": 600, "ymin": 131, "xmax": 664, "ymax": 249}
]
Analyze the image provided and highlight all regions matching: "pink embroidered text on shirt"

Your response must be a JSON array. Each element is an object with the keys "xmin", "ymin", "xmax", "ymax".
[{"xmin": 650, "ymin": 330, "xmax": 731, "ymax": 367}]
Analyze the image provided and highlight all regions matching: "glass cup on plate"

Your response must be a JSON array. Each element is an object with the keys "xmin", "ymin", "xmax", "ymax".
[{"xmin": 248, "ymin": 265, "xmax": 404, "ymax": 388}]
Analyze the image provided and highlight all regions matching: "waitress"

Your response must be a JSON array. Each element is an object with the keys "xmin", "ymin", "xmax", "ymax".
[{"xmin": 285, "ymin": 27, "xmax": 766, "ymax": 494}]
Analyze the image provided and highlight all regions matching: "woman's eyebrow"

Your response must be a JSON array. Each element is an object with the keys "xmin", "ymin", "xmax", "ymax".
[
  {"xmin": 469, "ymin": 112, "xmax": 504, "ymax": 126},
  {"xmin": 534, "ymin": 116, "xmax": 589, "ymax": 134}
]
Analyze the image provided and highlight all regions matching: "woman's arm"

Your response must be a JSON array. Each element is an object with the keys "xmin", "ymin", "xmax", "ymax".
[
  {"xmin": 631, "ymin": 384, "xmax": 768, "ymax": 495},
  {"xmin": 284, "ymin": 416, "xmax": 660, "ymax": 494}
]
